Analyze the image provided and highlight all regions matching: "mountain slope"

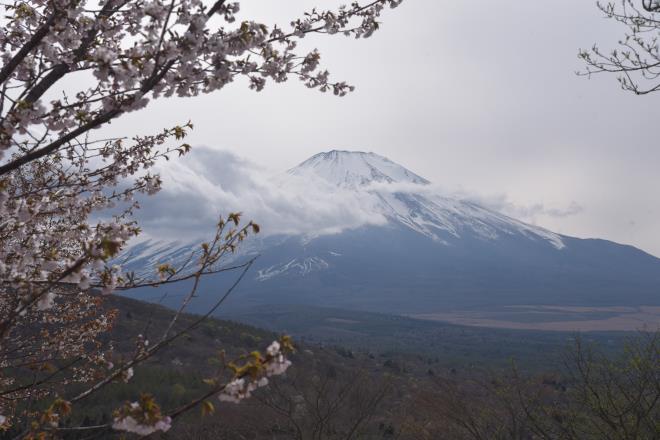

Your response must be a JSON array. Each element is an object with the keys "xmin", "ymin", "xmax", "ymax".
[{"xmin": 123, "ymin": 150, "xmax": 660, "ymax": 318}]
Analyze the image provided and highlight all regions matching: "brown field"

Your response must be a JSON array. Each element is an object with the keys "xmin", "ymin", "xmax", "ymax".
[
  {"xmin": 412, "ymin": 305, "xmax": 660, "ymax": 331},
  {"xmin": 325, "ymin": 317, "xmax": 361, "ymax": 324}
]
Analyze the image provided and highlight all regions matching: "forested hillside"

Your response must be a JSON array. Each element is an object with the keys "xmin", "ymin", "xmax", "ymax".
[{"xmin": 7, "ymin": 295, "xmax": 653, "ymax": 440}]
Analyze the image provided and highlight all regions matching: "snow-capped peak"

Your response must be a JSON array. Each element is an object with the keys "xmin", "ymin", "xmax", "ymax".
[
  {"xmin": 288, "ymin": 150, "xmax": 429, "ymax": 188},
  {"xmin": 287, "ymin": 150, "xmax": 564, "ymax": 249}
]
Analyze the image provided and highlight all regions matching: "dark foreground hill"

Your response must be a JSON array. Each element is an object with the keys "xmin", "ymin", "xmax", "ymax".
[{"xmin": 28, "ymin": 294, "xmax": 656, "ymax": 440}]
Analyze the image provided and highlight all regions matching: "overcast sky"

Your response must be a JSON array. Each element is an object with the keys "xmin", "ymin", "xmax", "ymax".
[{"xmin": 107, "ymin": 0, "xmax": 660, "ymax": 256}]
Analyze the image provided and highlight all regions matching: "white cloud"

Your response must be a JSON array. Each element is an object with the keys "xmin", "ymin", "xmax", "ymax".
[
  {"xmin": 134, "ymin": 148, "xmax": 387, "ymax": 241},
  {"xmin": 457, "ymin": 193, "xmax": 584, "ymax": 223},
  {"xmin": 363, "ymin": 179, "xmax": 583, "ymax": 222}
]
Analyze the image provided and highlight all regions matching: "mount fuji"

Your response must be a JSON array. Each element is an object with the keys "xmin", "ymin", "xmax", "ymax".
[{"xmin": 124, "ymin": 150, "xmax": 660, "ymax": 316}]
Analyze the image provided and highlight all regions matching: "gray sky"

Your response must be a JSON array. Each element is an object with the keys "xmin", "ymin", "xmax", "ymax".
[{"xmin": 108, "ymin": 0, "xmax": 660, "ymax": 256}]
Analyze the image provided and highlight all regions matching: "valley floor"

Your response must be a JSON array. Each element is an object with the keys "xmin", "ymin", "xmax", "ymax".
[{"xmin": 411, "ymin": 304, "xmax": 660, "ymax": 331}]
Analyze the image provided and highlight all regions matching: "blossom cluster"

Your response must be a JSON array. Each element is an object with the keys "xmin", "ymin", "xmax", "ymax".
[
  {"xmin": 0, "ymin": 290, "xmax": 117, "ymax": 408},
  {"xmin": 219, "ymin": 376, "xmax": 271, "ymax": 403},
  {"xmin": 112, "ymin": 394, "xmax": 172, "ymax": 436},
  {"xmin": 218, "ymin": 339, "xmax": 293, "ymax": 403}
]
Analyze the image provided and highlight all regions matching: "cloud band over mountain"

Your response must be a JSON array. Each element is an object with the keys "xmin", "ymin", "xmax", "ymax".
[{"xmin": 132, "ymin": 148, "xmax": 583, "ymax": 243}]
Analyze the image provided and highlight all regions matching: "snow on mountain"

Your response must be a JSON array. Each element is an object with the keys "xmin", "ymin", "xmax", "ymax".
[
  {"xmin": 288, "ymin": 150, "xmax": 429, "ymax": 188},
  {"xmin": 119, "ymin": 232, "xmax": 269, "ymax": 280},
  {"xmin": 256, "ymin": 256, "xmax": 331, "ymax": 281},
  {"xmin": 285, "ymin": 150, "xmax": 564, "ymax": 249}
]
